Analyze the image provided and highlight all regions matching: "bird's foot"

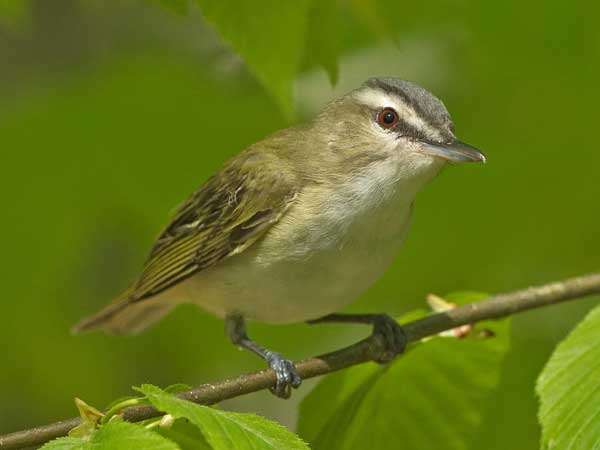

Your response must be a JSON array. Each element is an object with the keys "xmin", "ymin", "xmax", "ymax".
[
  {"xmin": 372, "ymin": 314, "xmax": 407, "ymax": 363},
  {"xmin": 265, "ymin": 351, "xmax": 302, "ymax": 399}
]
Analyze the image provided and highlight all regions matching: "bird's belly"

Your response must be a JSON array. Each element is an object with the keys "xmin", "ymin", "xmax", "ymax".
[{"xmin": 180, "ymin": 196, "xmax": 414, "ymax": 324}]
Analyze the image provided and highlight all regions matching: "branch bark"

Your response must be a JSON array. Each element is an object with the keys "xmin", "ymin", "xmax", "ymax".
[{"xmin": 2, "ymin": 272, "xmax": 600, "ymax": 450}]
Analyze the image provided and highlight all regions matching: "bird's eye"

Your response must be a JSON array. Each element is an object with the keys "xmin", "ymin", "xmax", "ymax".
[{"xmin": 377, "ymin": 107, "xmax": 399, "ymax": 129}]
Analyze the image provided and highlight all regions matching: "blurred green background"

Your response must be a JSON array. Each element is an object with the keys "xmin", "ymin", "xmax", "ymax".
[{"xmin": 1, "ymin": 0, "xmax": 599, "ymax": 447}]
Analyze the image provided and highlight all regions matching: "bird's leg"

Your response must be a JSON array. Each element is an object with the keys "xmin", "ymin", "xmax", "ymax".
[
  {"xmin": 225, "ymin": 314, "xmax": 301, "ymax": 399},
  {"xmin": 307, "ymin": 313, "xmax": 407, "ymax": 363}
]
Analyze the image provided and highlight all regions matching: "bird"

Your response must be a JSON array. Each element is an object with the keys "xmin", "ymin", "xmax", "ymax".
[{"xmin": 73, "ymin": 77, "xmax": 485, "ymax": 398}]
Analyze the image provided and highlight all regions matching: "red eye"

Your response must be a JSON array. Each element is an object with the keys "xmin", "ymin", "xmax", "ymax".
[{"xmin": 377, "ymin": 107, "xmax": 399, "ymax": 128}]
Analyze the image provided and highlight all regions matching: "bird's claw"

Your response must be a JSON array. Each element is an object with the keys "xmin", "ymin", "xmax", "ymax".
[
  {"xmin": 265, "ymin": 351, "xmax": 301, "ymax": 398},
  {"xmin": 372, "ymin": 314, "xmax": 407, "ymax": 363}
]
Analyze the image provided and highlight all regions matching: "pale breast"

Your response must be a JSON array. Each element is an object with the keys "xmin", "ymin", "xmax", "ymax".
[{"xmin": 181, "ymin": 164, "xmax": 417, "ymax": 323}]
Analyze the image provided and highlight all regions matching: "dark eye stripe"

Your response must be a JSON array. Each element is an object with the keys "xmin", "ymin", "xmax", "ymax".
[
  {"xmin": 372, "ymin": 108, "xmax": 426, "ymax": 140},
  {"xmin": 395, "ymin": 120, "xmax": 428, "ymax": 140},
  {"xmin": 369, "ymin": 79, "xmax": 430, "ymax": 126},
  {"xmin": 366, "ymin": 78, "xmax": 454, "ymax": 142}
]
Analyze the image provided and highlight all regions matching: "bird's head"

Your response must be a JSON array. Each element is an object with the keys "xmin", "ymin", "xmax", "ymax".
[{"xmin": 310, "ymin": 78, "xmax": 485, "ymax": 183}]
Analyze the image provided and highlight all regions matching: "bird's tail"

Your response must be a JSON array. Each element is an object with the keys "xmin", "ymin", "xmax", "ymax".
[
  {"xmin": 71, "ymin": 290, "xmax": 135, "ymax": 335},
  {"xmin": 73, "ymin": 288, "xmax": 180, "ymax": 335}
]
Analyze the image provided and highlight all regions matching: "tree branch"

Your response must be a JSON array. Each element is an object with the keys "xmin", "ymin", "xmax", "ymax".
[{"xmin": 2, "ymin": 272, "xmax": 600, "ymax": 450}]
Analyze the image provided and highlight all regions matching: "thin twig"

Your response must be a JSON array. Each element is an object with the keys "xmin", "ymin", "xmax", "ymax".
[{"xmin": 2, "ymin": 272, "xmax": 600, "ymax": 450}]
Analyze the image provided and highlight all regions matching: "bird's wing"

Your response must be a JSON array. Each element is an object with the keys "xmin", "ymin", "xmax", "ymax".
[{"xmin": 131, "ymin": 150, "xmax": 298, "ymax": 301}]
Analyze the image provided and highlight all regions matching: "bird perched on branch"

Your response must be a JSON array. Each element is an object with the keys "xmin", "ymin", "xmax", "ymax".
[{"xmin": 73, "ymin": 78, "xmax": 485, "ymax": 398}]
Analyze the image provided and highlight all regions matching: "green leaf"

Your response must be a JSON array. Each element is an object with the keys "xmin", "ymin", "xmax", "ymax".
[
  {"xmin": 90, "ymin": 421, "xmax": 180, "ymax": 450},
  {"xmin": 164, "ymin": 383, "xmax": 192, "ymax": 394},
  {"xmin": 298, "ymin": 317, "xmax": 510, "ymax": 450},
  {"xmin": 157, "ymin": 418, "xmax": 213, "ymax": 450},
  {"xmin": 537, "ymin": 304, "xmax": 600, "ymax": 450},
  {"xmin": 104, "ymin": 395, "xmax": 144, "ymax": 411},
  {"xmin": 347, "ymin": 0, "xmax": 396, "ymax": 41},
  {"xmin": 298, "ymin": 362, "xmax": 381, "ymax": 446},
  {"xmin": 42, "ymin": 402, "xmax": 180, "ymax": 450},
  {"xmin": 194, "ymin": 0, "xmax": 311, "ymax": 115},
  {"xmin": 138, "ymin": 384, "xmax": 310, "ymax": 450},
  {"xmin": 40, "ymin": 437, "xmax": 88, "ymax": 450},
  {"xmin": 69, "ymin": 398, "xmax": 104, "ymax": 438},
  {"xmin": 304, "ymin": 0, "xmax": 339, "ymax": 84}
]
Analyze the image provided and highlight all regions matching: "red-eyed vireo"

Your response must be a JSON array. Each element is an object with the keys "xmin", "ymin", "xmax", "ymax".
[{"xmin": 74, "ymin": 78, "xmax": 485, "ymax": 398}]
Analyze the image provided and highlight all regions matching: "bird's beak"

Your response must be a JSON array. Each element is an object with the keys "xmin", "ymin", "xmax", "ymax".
[{"xmin": 419, "ymin": 140, "xmax": 486, "ymax": 163}]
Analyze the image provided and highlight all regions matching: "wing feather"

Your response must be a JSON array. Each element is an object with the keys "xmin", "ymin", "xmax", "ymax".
[{"xmin": 130, "ymin": 150, "xmax": 298, "ymax": 301}]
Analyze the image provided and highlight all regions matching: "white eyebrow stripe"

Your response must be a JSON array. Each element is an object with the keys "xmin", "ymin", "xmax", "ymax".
[{"xmin": 354, "ymin": 89, "xmax": 443, "ymax": 141}]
